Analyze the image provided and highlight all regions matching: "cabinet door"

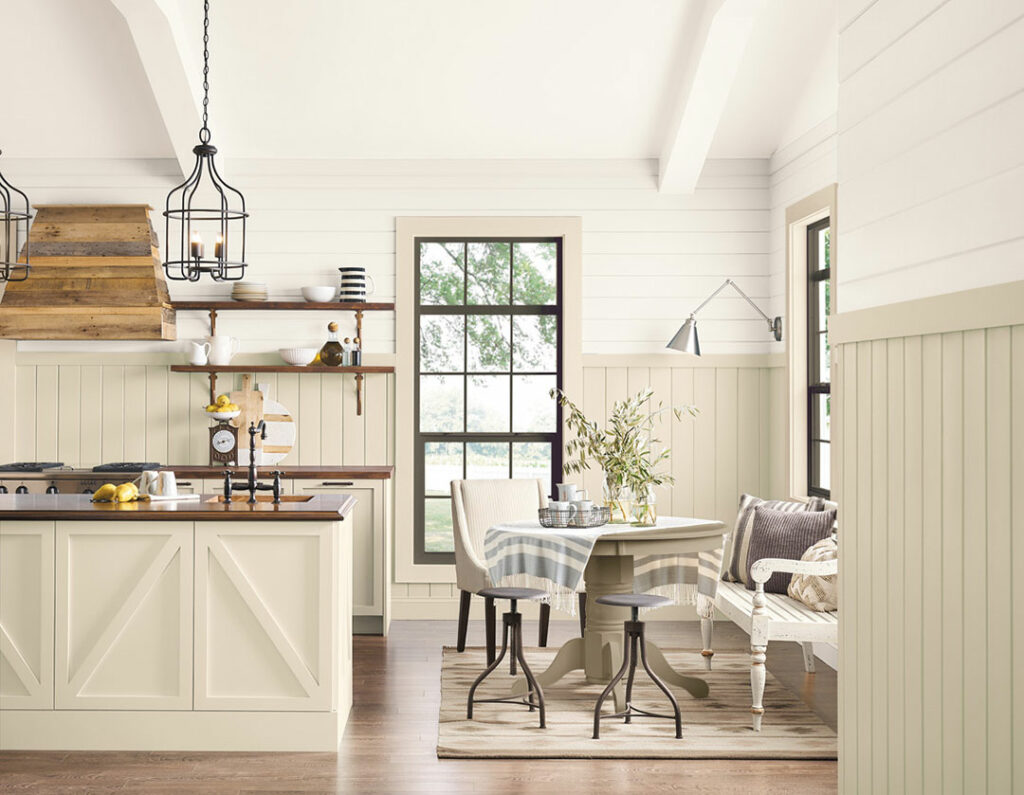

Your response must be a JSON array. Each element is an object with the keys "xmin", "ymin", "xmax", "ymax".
[
  {"xmin": 194, "ymin": 521, "xmax": 333, "ymax": 711},
  {"xmin": 0, "ymin": 521, "xmax": 55, "ymax": 709},
  {"xmin": 300, "ymin": 481, "xmax": 383, "ymax": 620},
  {"xmin": 55, "ymin": 521, "xmax": 193, "ymax": 710}
]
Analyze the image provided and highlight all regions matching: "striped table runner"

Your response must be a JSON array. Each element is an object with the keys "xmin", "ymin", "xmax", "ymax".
[{"xmin": 483, "ymin": 518, "xmax": 727, "ymax": 617}]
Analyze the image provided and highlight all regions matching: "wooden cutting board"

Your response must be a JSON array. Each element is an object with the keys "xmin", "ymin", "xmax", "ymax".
[{"xmin": 230, "ymin": 374, "xmax": 264, "ymax": 454}]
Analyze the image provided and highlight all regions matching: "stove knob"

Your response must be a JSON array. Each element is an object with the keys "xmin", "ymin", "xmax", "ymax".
[
  {"xmin": 15, "ymin": 486, "xmax": 28, "ymax": 494},
  {"xmin": 0, "ymin": 485, "xmax": 7, "ymax": 494},
  {"xmin": 46, "ymin": 484, "xmax": 59, "ymax": 494},
  {"xmin": 83, "ymin": 487, "xmax": 93, "ymax": 494}
]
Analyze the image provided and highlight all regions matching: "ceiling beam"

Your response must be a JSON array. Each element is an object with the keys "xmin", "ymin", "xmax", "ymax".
[
  {"xmin": 109, "ymin": 0, "xmax": 201, "ymax": 177},
  {"xmin": 658, "ymin": 0, "xmax": 761, "ymax": 194}
]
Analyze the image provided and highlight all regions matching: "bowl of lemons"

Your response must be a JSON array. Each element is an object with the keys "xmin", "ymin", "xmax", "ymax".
[{"xmin": 205, "ymin": 393, "xmax": 241, "ymax": 421}]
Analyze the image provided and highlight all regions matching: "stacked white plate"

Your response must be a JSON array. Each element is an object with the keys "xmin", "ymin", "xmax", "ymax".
[{"xmin": 231, "ymin": 281, "xmax": 268, "ymax": 301}]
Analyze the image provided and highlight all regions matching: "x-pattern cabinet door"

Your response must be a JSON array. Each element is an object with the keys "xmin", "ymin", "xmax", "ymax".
[
  {"xmin": 0, "ymin": 521, "xmax": 55, "ymax": 710},
  {"xmin": 54, "ymin": 521, "xmax": 193, "ymax": 710},
  {"xmin": 194, "ymin": 521, "xmax": 334, "ymax": 711}
]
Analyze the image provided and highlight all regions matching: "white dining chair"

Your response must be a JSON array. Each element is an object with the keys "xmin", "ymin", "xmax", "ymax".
[{"xmin": 451, "ymin": 478, "xmax": 557, "ymax": 663}]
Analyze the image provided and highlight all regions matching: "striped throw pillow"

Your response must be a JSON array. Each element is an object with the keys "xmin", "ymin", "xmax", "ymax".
[
  {"xmin": 723, "ymin": 493, "xmax": 826, "ymax": 584},
  {"xmin": 745, "ymin": 506, "xmax": 837, "ymax": 593}
]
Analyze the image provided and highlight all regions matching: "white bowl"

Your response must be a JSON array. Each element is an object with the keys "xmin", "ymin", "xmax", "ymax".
[
  {"xmin": 302, "ymin": 286, "xmax": 336, "ymax": 303},
  {"xmin": 279, "ymin": 347, "xmax": 319, "ymax": 366},
  {"xmin": 207, "ymin": 409, "xmax": 241, "ymax": 422}
]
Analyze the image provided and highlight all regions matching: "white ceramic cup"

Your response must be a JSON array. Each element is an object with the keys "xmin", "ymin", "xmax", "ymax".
[
  {"xmin": 207, "ymin": 335, "xmax": 241, "ymax": 366},
  {"xmin": 189, "ymin": 340, "xmax": 211, "ymax": 366},
  {"xmin": 139, "ymin": 470, "xmax": 160, "ymax": 496},
  {"xmin": 555, "ymin": 483, "xmax": 578, "ymax": 502},
  {"xmin": 573, "ymin": 498, "xmax": 594, "ymax": 512},
  {"xmin": 157, "ymin": 471, "xmax": 177, "ymax": 498},
  {"xmin": 548, "ymin": 500, "xmax": 578, "ymax": 527}
]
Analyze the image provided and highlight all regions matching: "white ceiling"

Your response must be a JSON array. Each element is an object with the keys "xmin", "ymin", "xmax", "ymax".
[{"xmin": 1, "ymin": 0, "xmax": 836, "ymax": 162}]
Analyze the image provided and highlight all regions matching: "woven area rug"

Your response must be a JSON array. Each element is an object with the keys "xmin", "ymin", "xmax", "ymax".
[{"xmin": 437, "ymin": 646, "xmax": 837, "ymax": 759}]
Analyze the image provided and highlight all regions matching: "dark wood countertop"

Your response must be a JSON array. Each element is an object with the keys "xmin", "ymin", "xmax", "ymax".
[
  {"xmin": 0, "ymin": 493, "xmax": 357, "ymax": 521},
  {"xmin": 161, "ymin": 465, "xmax": 393, "ymax": 480}
]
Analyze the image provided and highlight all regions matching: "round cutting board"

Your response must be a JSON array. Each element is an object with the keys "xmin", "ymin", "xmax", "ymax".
[{"xmin": 237, "ymin": 397, "xmax": 295, "ymax": 466}]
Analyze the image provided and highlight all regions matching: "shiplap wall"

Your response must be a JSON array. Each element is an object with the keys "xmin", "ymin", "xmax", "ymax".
[
  {"xmin": 834, "ymin": 324, "xmax": 1022, "ymax": 794},
  {"xmin": 392, "ymin": 356, "xmax": 785, "ymax": 616},
  {"xmin": 11, "ymin": 357, "xmax": 393, "ymax": 468},
  {"xmin": 5, "ymin": 157, "xmax": 776, "ymax": 355},
  {"xmin": 837, "ymin": 0, "xmax": 1024, "ymax": 311}
]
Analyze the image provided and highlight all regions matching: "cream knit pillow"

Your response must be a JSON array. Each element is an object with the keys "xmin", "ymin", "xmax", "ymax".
[{"xmin": 787, "ymin": 537, "xmax": 838, "ymax": 612}]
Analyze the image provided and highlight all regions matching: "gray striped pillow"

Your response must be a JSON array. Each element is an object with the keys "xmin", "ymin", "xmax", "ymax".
[
  {"xmin": 745, "ymin": 506, "xmax": 837, "ymax": 593},
  {"xmin": 723, "ymin": 493, "xmax": 826, "ymax": 584}
]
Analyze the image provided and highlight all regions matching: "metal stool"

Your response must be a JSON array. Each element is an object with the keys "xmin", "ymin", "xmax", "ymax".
[
  {"xmin": 467, "ymin": 587, "xmax": 548, "ymax": 728},
  {"xmin": 592, "ymin": 593, "xmax": 682, "ymax": 739}
]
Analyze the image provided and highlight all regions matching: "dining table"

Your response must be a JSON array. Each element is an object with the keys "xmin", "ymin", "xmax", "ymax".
[{"xmin": 485, "ymin": 515, "xmax": 728, "ymax": 712}]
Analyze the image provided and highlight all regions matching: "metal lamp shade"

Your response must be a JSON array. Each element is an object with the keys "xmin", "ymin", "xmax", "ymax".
[
  {"xmin": 666, "ymin": 317, "xmax": 700, "ymax": 356},
  {"xmin": 0, "ymin": 151, "xmax": 32, "ymax": 282}
]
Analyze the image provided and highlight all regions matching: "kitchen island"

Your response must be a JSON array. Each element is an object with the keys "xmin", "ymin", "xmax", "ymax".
[{"xmin": 0, "ymin": 494, "xmax": 356, "ymax": 751}]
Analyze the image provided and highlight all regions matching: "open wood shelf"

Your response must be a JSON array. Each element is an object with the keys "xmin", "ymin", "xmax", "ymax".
[
  {"xmin": 170, "ymin": 365, "xmax": 394, "ymax": 374},
  {"xmin": 173, "ymin": 301, "xmax": 394, "ymax": 311}
]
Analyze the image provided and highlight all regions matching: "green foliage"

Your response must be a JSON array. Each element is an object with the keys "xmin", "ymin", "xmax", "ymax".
[{"xmin": 551, "ymin": 387, "xmax": 698, "ymax": 502}]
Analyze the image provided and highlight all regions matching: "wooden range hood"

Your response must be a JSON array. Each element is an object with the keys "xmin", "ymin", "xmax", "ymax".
[{"xmin": 0, "ymin": 204, "xmax": 176, "ymax": 340}]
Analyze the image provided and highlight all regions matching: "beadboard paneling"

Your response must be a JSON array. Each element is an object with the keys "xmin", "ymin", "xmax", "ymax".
[{"xmin": 835, "ymin": 323, "xmax": 1022, "ymax": 793}]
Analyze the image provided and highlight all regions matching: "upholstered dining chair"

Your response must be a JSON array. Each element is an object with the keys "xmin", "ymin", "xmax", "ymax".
[{"xmin": 451, "ymin": 478, "xmax": 555, "ymax": 663}]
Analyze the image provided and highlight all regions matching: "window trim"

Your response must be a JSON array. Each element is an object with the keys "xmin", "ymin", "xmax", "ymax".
[
  {"xmin": 806, "ymin": 218, "xmax": 830, "ymax": 499},
  {"xmin": 412, "ymin": 237, "xmax": 564, "ymax": 564}
]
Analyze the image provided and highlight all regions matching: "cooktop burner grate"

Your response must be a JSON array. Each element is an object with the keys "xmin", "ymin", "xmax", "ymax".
[
  {"xmin": 92, "ymin": 462, "xmax": 161, "ymax": 473},
  {"xmin": 0, "ymin": 462, "xmax": 65, "ymax": 472}
]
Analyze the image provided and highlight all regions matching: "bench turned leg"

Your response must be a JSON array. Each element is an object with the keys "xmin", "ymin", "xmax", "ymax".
[
  {"xmin": 700, "ymin": 617, "xmax": 713, "ymax": 671},
  {"xmin": 801, "ymin": 642, "xmax": 816, "ymax": 674},
  {"xmin": 750, "ymin": 643, "xmax": 767, "ymax": 732}
]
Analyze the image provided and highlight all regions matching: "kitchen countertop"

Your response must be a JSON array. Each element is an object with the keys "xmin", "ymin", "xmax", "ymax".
[
  {"xmin": 0, "ymin": 493, "xmax": 357, "ymax": 521},
  {"xmin": 161, "ymin": 465, "xmax": 393, "ymax": 480}
]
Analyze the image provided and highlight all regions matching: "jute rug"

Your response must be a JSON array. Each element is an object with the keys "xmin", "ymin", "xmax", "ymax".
[{"xmin": 437, "ymin": 646, "xmax": 837, "ymax": 759}]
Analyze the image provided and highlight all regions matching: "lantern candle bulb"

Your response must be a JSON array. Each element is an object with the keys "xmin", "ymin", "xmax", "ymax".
[
  {"xmin": 190, "ymin": 231, "xmax": 204, "ymax": 259},
  {"xmin": 214, "ymin": 234, "xmax": 223, "ymax": 259}
]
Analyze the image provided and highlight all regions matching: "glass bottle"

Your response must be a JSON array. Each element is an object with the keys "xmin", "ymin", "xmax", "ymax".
[
  {"xmin": 350, "ymin": 336, "xmax": 362, "ymax": 366},
  {"xmin": 319, "ymin": 322, "xmax": 345, "ymax": 367}
]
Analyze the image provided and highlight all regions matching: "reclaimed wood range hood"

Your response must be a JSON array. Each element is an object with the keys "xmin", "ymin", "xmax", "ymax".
[{"xmin": 0, "ymin": 204, "xmax": 176, "ymax": 339}]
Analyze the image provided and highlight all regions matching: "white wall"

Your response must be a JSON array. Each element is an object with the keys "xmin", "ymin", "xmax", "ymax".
[
  {"xmin": 837, "ymin": 0, "xmax": 1024, "ymax": 312},
  {"xmin": 5, "ymin": 156, "xmax": 774, "ymax": 356}
]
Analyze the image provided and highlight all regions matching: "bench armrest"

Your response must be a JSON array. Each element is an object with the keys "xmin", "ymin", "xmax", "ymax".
[{"xmin": 749, "ymin": 557, "xmax": 837, "ymax": 584}]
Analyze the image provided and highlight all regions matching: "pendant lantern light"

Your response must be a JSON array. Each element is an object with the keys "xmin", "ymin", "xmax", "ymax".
[
  {"xmin": 163, "ymin": 0, "xmax": 248, "ymax": 282},
  {"xmin": 0, "ymin": 150, "xmax": 32, "ymax": 282}
]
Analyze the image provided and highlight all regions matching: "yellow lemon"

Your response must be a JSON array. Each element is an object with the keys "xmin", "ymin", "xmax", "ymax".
[
  {"xmin": 226, "ymin": 403, "xmax": 239, "ymax": 411},
  {"xmin": 216, "ymin": 394, "xmax": 231, "ymax": 406},
  {"xmin": 206, "ymin": 404, "xmax": 219, "ymax": 412}
]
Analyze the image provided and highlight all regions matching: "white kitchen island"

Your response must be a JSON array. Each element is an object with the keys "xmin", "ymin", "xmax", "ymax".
[{"xmin": 0, "ymin": 493, "xmax": 356, "ymax": 751}]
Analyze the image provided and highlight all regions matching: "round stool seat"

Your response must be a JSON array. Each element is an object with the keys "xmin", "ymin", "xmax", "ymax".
[
  {"xmin": 594, "ymin": 592, "xmax": 674, "ymax": 609},
  {"xmin": 478, "ymin": 587, "xmax": 548, "ymax": 602}
]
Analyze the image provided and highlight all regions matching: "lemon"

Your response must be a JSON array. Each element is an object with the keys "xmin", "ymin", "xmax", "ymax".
[
  {"xmin": 216, "ymin": 394, "xmax": 231, "ymax": 406},
  {"xmin": 206, "ymin": 404, "xmax": 219, "ymax": 412},
  {"xmin": 226, "ymin": 403, "xmax": 239, "ymax": 411},
  {"xmin": 91, "ymin": 483, "xmax": 117, "ymax": 502}
]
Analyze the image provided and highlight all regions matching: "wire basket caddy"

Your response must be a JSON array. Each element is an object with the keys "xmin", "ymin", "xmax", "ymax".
[{"xmin": 538, "ymin": 506, "xmax": 611, "ymax": 529}]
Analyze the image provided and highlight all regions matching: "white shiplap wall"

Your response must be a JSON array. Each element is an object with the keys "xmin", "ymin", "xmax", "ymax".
[
  {"xmin": 837, "ymin": 0, "xmax": 1024, "ymax": 312},
  {"xmin": 5, "ymin": 157, "xmax": 775, "ymax": 355}
]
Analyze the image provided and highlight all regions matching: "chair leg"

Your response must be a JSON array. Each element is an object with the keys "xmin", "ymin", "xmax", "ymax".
[
  {"xmin": 538, "ymin": 602, "xmax": 550, "ymax": 647},
  {"xmin": 801, "ymin": 642, "xmax": 816, "ymax": 674},
  {"xmin": 750, "ymin": 643, "xmax": 767, "ymax": 731},
  {"xmin": 456, "ymin": 590, "xmax": 471, "ymax": 652},
  {"xmin": 485, "ymin": 597, "xmax": 496, "ymax": 665},
  {"xmin": 467, "ymin": 617, "xmax": 511, "ymax": 719},
  {"xmin": 700, "ymin": 616, "xmax": 714, "ymax": 671},
  {"xmin": 638, "ymin": 625, "xmax": 682, "ymax": 739},
  {"xmin": 578, "ymin": 591, "xmax": 587, "ymax": 637}
]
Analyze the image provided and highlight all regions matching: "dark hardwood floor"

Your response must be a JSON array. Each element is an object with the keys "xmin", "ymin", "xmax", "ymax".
[{"xmin": 0, "ymin": 620, "xmax": 837, "ymax": 793}]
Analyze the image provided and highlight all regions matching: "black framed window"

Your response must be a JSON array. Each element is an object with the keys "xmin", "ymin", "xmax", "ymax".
[
  {"xmin": 414, "ymin": 238, "xmax": 562, "ymax": 563},
  {"xmin": 807, "ymin": 218, "xmax": 830, "ymax": 498}
]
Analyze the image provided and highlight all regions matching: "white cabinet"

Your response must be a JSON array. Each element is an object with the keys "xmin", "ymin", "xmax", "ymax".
[
  {"xmin": 299, "ymin": 479, "xmax": 390, "ymax": 635},
  {"xmin": 0, "ymin": 521, "xmax": 54, "ymax": 709},
  {"xmin": 54, "ymin": 521, "xmax": 193, "ymax": 710},
  {"xmin": 194, "ymin": 521, "xmax": 335, "ymax": 711}
]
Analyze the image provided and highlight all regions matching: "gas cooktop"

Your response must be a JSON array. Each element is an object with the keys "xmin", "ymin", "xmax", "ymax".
[
  {"xmin": 0, "ymin": 462, "xmax": 65, "ymax": 472},
  {"xmin": 92, "ymin": 462, "xmax": 161, "ymax": 473}
]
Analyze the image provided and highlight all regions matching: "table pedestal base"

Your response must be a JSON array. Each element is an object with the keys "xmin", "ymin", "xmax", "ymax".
[{"xmin": 510, "ymin": 553, "xmax": 710, "ymax": 709}]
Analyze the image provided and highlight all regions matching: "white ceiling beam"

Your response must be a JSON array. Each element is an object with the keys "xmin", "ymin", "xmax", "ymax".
[
  {"xmin": 658, "ymin": 0, "xmax": 761, "ymax": 194},
  {"xmin": 109, "ymin": 0, "xmax": 201, "ymax": 177}
]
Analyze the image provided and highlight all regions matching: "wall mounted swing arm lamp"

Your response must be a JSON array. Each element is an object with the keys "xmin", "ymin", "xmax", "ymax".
[{"xmin": 666, "ymin": 278, "xmax": 783, "ymax": 356}]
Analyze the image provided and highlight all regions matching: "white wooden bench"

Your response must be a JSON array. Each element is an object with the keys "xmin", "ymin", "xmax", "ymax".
[{"xmin": 707, "ymin": 556, "xmax": 838, "ymax": 731}]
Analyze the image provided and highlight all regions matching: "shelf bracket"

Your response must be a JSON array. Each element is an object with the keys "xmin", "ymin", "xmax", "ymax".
[
  {"xmin": 355, "ymin": 309, "xmax": 364, "ymax": 352},
  {"xmin": 355, "ymin": 373, "xmax": 364, "ymax": 416},
  {"xmin": 208, "ymin": 308, "xmax": 218, "ymax": 336},
  {"xmin": 208, "ymin": 372, "xmax": 217, "ymax": 405}
]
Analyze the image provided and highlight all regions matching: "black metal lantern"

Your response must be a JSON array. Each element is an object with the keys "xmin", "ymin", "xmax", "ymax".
[
  {"xmin": 163, "ymin": 0, "xmax": 247, "ymax": 282},
  {"xmin": 0, "ymin": 150, "xmax": 32, "ymax": 282}
]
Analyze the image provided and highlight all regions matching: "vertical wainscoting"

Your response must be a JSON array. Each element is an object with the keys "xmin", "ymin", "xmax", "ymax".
[
  {"xmin": 391, "ymin": 354, "xmax": 786, "ymax": 617},
  {"xmin": 834, "ymin": 322, "xmax": 1023, "ymax": 794},
  {"xmin": 12, "ymin": 357, "xmax": 394, "ymax": 468}
]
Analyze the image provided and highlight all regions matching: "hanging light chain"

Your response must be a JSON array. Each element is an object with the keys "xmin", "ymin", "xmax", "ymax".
[{"xmin": 200, "ymin": 0, "xmax": 211, "ymax": 143}]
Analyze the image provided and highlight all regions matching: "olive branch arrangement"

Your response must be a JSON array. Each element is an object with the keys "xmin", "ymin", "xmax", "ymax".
[{"xmin": 550, "ymin": 387, "xmax": 698, "ymax": 523}]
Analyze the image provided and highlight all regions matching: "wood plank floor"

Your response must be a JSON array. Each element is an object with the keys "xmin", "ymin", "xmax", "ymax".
[{"xmin": 0, "ymin": 620, "xmax": 838, "ymax": 793}]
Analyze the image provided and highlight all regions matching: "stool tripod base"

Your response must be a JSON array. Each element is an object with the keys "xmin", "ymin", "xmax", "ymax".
[{"xmin": 467, "ymin": 610, "xmax": 546, "ymax": 729}]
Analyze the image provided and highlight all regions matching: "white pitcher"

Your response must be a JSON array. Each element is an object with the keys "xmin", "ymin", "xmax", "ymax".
[
  {"xmin": 188, "ymin": 340, "xmax": 211, "ymax": 366},
  {"xmin": 207, "ymin": 335, "xmax": 240, "ymax": 366}
]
